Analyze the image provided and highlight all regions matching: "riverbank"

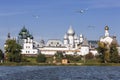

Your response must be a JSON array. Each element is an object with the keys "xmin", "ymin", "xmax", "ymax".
[{"xmin": 0, "ymin": 62, "xmax": 120, "ymax": 66}]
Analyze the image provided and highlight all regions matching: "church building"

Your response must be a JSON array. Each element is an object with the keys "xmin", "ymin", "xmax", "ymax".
[
  {"xmin": 6, "ymin": 25, "xmax": 100, "ymax": 56},
  {"xmin": 100, "ymin": 26, "xmax": 118, "ymax": 45},
  {"xmin": 17, "ymin": 27, "xmax": 38, "ymax": 56},
  {"xmin": 37, "ymin": 25, "xmax": 90, "ymax": 55}
]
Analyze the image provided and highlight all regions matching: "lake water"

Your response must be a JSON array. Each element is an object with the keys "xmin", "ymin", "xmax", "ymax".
[{"xmin": 0, "ymin": 66, "xmax": 120, "ymax": 80}]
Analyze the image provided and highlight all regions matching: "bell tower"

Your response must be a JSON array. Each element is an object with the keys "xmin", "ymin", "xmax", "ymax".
[{"xmin": 105, "ymin": 26, "xmax": 109, "ymax": 37}]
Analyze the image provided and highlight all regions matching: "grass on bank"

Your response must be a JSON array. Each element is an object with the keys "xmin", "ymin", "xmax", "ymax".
[{"xmin": 1, "ymin": 59, "xmax": 120, "ymax": 66}]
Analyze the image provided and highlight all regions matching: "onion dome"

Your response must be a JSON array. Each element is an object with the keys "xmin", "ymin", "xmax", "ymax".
[
  {"xmin": 27, "ymin": 34, "xmax": 33, "ymax": 39},
  {"xmin": 29, "ymin": 34, "xmax": 33, "ymax": 39},
  {"xmin": 80, "ymin": 34, "xmax": 83, "ymax": 38},
  {"xmin": 21, "ymin": 26, "xmax": 27, "ymax": 32},
  {"xmin": 74, "ymin": 34, "xmax": 78, "ymax": 40},
  {"xmin": 64, "ymin": 33, "xmax": 68, "ymax": 39},
  {"xmin": 67, "ymin": 25, "xmax": 75, "ymax": 35},
  {"xmin": 105, "ymin": 26, "xmax": 109, "ymax": 30},
  {"xmin": 40, "ymin": 39, "xmax": 45, "ymax": 44},
  {"xmin": 18, "ymin": 26, "xmax": 33, "ymax": 39}
]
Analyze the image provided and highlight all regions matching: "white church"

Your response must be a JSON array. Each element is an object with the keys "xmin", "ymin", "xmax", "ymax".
[
  {"xmin": 17, "ymin": 27, "xmax": 38, "ymax": 56},
  {"xmin": 16, "ymin": 25, "xmax": 99, "ymax": 56},
  {"xmin": 39, "ymin": 25, "xmax": 90, "ymax": 55},
  {"xmin": 4, "ymin": 25, "xmax": 120, "ymax": 56},
  {"xmin": 100, "ymin": 26, "xmax": 120, "ymax": 54},
  {"xmin": 100, "ymin": 26, "xmax": 118, "ymax": 45}
]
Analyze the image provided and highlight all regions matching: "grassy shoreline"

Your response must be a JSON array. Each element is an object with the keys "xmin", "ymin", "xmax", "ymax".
[{"xmin": 0, "ymin": 62, "xmax": 120, "ymax": 66}]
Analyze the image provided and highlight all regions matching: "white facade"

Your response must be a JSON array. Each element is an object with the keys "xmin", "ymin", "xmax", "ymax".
[
  {"xmin": 38, "ymin": 25, "xmax": 91, "ymax": 56},
  {"xmin": 17, "ymin": 26, "xmax": 99, "ymax": 56},
  {"xmin": 80, "ymin": 46, "xmax": 89, "ymax": 55},
  {"xmin": 80, "ymin": 38, "xmax": 89, "ymax": 55},
  {"xmin": 21, "ymin": 38, "xmax": 38, "ymax": 55},
  {"xmin": 6, "ymin": 26, "xmax": 120, "ymax": 56},
  {"xmin": 90, "ymin": 49, "xmax": 98, "ymax": 56},
  {"xmin": 18, "ymin": 27, "xmax": 38, "ymax": 56}
]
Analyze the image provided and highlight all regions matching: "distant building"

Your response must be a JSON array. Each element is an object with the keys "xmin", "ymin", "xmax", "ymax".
[
  {"xmin": 88, "ymin": 40, "xmax": 98, "ymax": 48},
  {"xmin": 62, "ymin": 58, "xmax": 68, "ymax": 64},
  {"xmin": 5, "ymin": 25, "xmax": 99, "ymax": 56}
]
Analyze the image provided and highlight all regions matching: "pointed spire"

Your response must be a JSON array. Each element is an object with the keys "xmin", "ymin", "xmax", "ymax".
[
  {"xmin": 82, "ymin": 38, "xmax": 89, "ymax": 46},
  {"xmin": 7, "ymin": 33, "xmax": 11, "ymax": 39}
]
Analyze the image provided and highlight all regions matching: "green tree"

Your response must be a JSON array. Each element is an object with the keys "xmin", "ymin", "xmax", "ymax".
[
  {"xmin": 65, "ymin": 55, "xmax": 81, "ymax": 63},
  {"xmin": 97, "ymin": 41, "xmax": 120, "ymax": 63},
  {"xmin": 36, "ymin": 53, "xmax": 46, "ymax": 63},
  {"xmin": 97, "ymin": 42, "xmax": 109, "ymax": 63},
  {"xmin": 0, "ymin": 49, "xmax": 4, "ymax": 62},
  {"xmin": 5, "ymin": 39, "xmax": 22, "ymax": 62},
  {"xmin": 54, "ymin": 51, "xmax": 64, "ymax": 62},
  {"xmin": 85, "ymin": 52, "xmax": 94, "ymax": 60},
  {"xmin": 104, "ymin": 51, "xmax": 110, "ymax": 63},
  {"xmin": 109, "ymin": 43, "xmax": 119, "ymax": 63}
]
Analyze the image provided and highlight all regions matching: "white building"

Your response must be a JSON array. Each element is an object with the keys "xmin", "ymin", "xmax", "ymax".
[
  {"xmin": 100, "ymin": 26, "xmax": 119, "ymax": 46},
  {"xmin": 16, "ymin": 25, "xmax": 99, "ymax": 56},
  {"xmin": 100, "ymin": 26, "xmax": 113, "ymax": 45},
  {"xmin": 100, "ymin": 26, "xmax": 120, "ymax": 55},
  {"xmin": 18, "ymin": 27, "xmax": 38, "ymax": 56},
  {"xmin": 37, "ymin": 25, "xmax": 92, "ymax": 55},
  {"xmin": 80, "ymin": 38, "xmax": 89, "ymax": 55}
]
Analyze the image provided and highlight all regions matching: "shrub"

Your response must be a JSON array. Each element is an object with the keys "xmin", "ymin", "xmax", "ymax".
[{"xmin": 36, "ymin": 53, "xmax": 46, "ymax": 63}]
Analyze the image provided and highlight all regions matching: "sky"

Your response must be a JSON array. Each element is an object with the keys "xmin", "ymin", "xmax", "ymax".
[{"xmin": 0, "ymin": 0, "xmax": 120, "ymax": 50}]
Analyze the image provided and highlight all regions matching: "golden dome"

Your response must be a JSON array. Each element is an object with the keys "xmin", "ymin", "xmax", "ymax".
[{"xmin": 105, "ymin": 26, "xmax": 109, "ymax": 30}]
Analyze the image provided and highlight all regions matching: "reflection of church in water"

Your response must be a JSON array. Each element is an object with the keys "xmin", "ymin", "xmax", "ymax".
[{"xmin": 17, "ymin": 25, "xmax": 98, "ymax": 56}]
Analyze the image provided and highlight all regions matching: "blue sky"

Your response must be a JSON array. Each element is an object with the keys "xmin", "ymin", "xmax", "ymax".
[{"xmin": 0, "ymin": 0, "xmax": 120, "ymax": 49}]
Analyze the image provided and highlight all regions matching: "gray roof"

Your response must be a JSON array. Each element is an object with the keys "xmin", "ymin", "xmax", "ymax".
[{"xmin": 82, "ymin": 38, "xmax": 89, "ymax": 46}]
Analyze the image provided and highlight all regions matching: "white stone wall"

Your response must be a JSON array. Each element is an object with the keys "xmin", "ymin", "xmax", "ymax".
[
  {"xmin": 81, "ymin": 46, "xmax": 89, "ymax": 55},
  {"xmin": 90, "ymin": 50, "xmax": 98, "ymax": 56}
]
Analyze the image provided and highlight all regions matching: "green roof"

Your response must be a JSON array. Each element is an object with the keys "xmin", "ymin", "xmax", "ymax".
[{"xmin": 18, "ymin": 26, "xmax": 33, "ymax": 39}]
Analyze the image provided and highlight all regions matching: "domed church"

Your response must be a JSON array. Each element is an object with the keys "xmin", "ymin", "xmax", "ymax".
[
  {"xmin": 18, "ymin": 27, "xmax": 38, "ymax": 56},
  {"xmin": 100, "ymin": 26, "xmax": 118, "ymax": 45},
  {"xmin": 38, "ymin": 25, "xmax": 90, "ymax": 55},
  {"xmin": 16, "ymin": 25, "xmax": 98, "ymax": 56},
  {"xmin": 63, "ymin": 25, "xmax": 83, "ymax": 48}
]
